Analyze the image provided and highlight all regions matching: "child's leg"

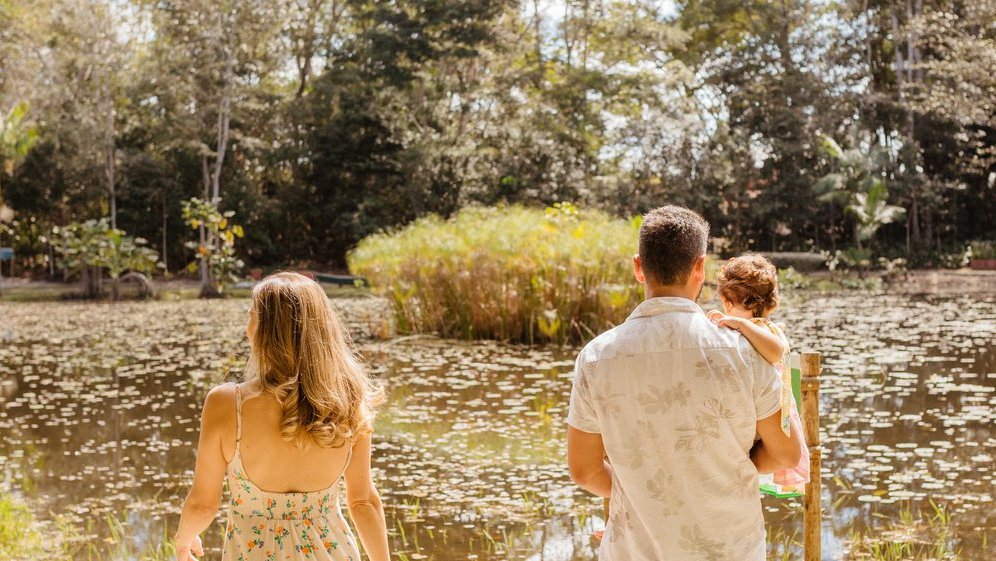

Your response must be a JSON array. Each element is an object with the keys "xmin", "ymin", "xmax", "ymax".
[{"xmin": 773, "ymin": 404, "xmax": 810, "ymax": 487}]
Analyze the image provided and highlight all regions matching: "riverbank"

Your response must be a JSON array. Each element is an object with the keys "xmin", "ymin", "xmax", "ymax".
[
  {"xmin": 0, "ymin": 277, "xmax": 371, "ymax": 302},
  {"xmin": 889, "ymin": 269, "xmax": 996, "ymax": 294},
  {"xmin": 1, "ymin": 269, "xmax": 994, "ymax": 303}
]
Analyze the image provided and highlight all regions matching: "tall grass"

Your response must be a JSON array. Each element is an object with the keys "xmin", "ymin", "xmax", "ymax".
[
  {"xmin": 845, "ymin": 500, "xmax": 961, "ymax": 561},
  {"xmin": 0, "ymin": 490, "xmax": 42, "ymax": 559},
  {"xmin": 348, "ymin": 204, "xmax": 643, "ymax": 343}
]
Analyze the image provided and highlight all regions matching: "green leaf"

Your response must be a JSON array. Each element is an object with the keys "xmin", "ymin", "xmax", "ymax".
[
  {"xmin": 812, "ymin": 173, "xmax": 844, "ymax": 196},
  {"xmin": 819, "ymin": 135, "xmax": 844, "ymax": 160}
]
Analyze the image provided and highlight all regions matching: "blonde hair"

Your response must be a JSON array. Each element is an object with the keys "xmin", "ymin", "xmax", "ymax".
[
  {"xmin": 245, "ymin": 272, "xmax": 383, "ymax": 448},
  {"xmin": 717, "ymin": 253, "xmax": 780, "ymax": 318}
]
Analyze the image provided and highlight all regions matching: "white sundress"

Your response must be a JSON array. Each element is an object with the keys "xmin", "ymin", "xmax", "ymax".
[{"xmin": 222, "ymin": 385, "xmax": 360, "ymax": 561}]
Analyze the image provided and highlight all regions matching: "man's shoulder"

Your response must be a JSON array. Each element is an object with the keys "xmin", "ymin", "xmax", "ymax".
[
  {"xmin": 578, "ymin": 311, "xmax": 763, "ymax": 371},
  {"xmin": 577, "ymin": 322, "xmax": 628, "ymax": 366}
]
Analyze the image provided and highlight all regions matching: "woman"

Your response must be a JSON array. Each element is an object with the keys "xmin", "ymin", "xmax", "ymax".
[{"xmin": 174, "ymin": 272, "xmax": 389, "ymax": 561}]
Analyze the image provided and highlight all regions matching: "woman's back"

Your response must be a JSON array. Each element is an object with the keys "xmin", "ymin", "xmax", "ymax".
[
  {"xmin": 174, "ymin": 272, "xmax": 388, "ymax": 561},
  {"xmin": 224, "ymin": 383, "xmax": 360, "ymax": 560},
  {"xmin": 237, "ymin": 383, "xmax": 350, "ymax": 493}
]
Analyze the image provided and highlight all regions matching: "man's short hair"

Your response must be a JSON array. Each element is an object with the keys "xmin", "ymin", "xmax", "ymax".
[{"xmin": 639, "ymin": 205, "xmax": 709, "ymax": 286}]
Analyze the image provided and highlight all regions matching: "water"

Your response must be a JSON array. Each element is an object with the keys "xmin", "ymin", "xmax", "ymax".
[{"xmin": 0, "ymin": 293, "xmax": 993, "ymax": 560}]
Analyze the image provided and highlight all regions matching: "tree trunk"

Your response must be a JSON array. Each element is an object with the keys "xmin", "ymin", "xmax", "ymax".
[
  {"xmin": 105, "ymin": 84, "xmax": 117, "ymax": 229},
  {"xmin": 199, "ymin": 156, "xmax": 214, "ymax": 296},
  {"xmin": 199, "ymin": 13, "xmax": 236, "ymax": 300},
  {"xmin": 211, "ymin": 15, "xmax": 236, "ymax": 202},
  {"xmin": 910, "ymin": 195, "xmax": 920, "ymax": 243},
  {"xmin": 121, "ymin": 271, "xmax": 155, "ymax": 299},
  {"xmin": 161, "ymin": 190, "xmax": 168, "ymax": 273},
  {"xmin": 532, "ymin": 0, "xmax": 543, "ymax": 86},
  {"xmin": 829, "ymin": 202, "xmax": 837, "ymax": 251},
  {"xmin": 82, "ymin": 265, "xmax": 102, "ymax": 299}
]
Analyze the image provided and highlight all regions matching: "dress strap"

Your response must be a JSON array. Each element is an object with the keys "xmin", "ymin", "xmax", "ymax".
[
  {"xmin": 234, "ymin": 383, "xmax": 243, "ymax": 444},
  {"xmin": 332, "ymin": 437, "xmax": 355, "ymax": 485},
  {"xmin": 344, "ymin": 438, "xmax": 354, "ymax": 467}
]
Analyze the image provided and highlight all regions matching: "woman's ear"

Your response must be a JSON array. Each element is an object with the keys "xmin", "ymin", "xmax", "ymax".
[{"xmin": 633, "ymin": 254, "xmax": 647, "ymax": 284}]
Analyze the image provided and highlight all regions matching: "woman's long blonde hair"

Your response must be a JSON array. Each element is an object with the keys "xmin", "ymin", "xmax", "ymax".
[{"xmin": 246, "ymin": 272, "xmax": 383, "ymax": 448}]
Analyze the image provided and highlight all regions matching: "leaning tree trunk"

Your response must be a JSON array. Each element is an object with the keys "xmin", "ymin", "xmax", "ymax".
[{"xmin": 121, "ymin": 271, "xmax": 155, "ymax": 299}]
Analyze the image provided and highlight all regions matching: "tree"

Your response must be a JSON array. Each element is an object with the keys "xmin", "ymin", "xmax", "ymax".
[
  {"xmin": 813, "ymin": 135, "xmax": 906, "ymax": 250},
  {"xmin": 0, "ymin": 101, "xmax": 38, "ymax": 223},
  {"xmin": 54, "ymin": 219, "xmax": 160, "ymax": 299},
  {"xmin": 0, "ymin": 0, "xmax": 991, "ymax": 275},
  {"xmin": 0, "ymin": 100, "xmax": 38, "ymax": 296},
  {"xmin": 181, "ymin": 197, "xmax": 244, "ymax": 297}
]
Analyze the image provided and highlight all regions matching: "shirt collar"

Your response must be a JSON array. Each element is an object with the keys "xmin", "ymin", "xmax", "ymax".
[{"xmin": 626, "ymin": 297, "xmax": 704, "ymax": 321}]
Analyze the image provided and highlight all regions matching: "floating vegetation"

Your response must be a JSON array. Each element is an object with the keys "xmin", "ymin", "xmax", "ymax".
[{"xmin": 0, "ymin": 292, "xmax": 993, "ymax": 559}]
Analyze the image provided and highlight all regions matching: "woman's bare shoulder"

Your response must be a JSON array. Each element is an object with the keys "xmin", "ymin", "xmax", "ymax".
[
  {"xmin": 202, "ymin": 382, "xmax": 239, "ymax": 420},
  {"xmin": 206, "ymin": 381, "xmax": 239, "ymax": 400}
]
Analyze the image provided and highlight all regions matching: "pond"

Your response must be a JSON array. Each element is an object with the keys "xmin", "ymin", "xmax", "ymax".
[{"xmin": 0, "ymin": 292, "xmax": 993, "ymax": 560}]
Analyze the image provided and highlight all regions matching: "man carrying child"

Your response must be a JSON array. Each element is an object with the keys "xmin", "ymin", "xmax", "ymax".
[{"xmin": 566, "ymin": 205, "xmax": 804, "ymax": 560}]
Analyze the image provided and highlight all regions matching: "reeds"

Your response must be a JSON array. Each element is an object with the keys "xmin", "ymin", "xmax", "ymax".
[
  {"xmin": 845, "ymin": 500, "xmax": 962, "ymax": 560},
  {"xmin": 348, "ymin": 204, "xmax": 643, "ymax": 344},
  {"xmin": 0, "ymin": 490, "xmax": 42, "ymax": 559}
]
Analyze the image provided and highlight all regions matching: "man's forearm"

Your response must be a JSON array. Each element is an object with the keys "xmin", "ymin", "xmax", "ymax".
[
  {"xmin": 576, "ymin": 460, "xmax": 613, "ymax": 498},
  {"xmin": 751, "ymin": 441, "xmax": 788, "ymax": 473}
]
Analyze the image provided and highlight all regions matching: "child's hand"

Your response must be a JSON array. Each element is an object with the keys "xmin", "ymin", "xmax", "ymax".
[{"xmin": 708, "ymin": 311, "xmax": 746, "ymax": 332}]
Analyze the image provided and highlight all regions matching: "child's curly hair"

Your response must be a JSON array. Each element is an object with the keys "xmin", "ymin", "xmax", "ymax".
[{"xmin": 717, "ymin": 253, "xmax": 779, "ymax": 318}]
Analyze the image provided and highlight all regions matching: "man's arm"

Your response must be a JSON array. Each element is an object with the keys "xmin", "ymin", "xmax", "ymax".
[
  {"xmin": 752, "ymin": 408, "xmax": 803, "ymax": 473},
  {"xmin": 567, "ymin": 426, "xmax": 612, "ymax": 498}
]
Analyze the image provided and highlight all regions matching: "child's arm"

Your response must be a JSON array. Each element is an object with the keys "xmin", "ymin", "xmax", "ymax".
[{"xmin": 711, "ymin": 314, "xmax": 786, "ymax": 364}]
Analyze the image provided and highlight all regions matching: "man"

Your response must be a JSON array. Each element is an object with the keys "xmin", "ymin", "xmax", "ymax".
[{"xmin": 567, "ymin": 205, "xmax": 803, "ymax": 560}]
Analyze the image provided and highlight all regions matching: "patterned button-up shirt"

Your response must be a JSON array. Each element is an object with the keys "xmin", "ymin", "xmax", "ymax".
[{"xmin": 567, "ymin": 297, "xmax": 781, "ymax": 561}]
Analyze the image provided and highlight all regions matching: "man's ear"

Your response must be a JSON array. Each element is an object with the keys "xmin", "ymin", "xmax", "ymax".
[
  {"xmin": 633, "ymin": 254, "xmax": 646, "ymax": 284},
  {"xmin": 693, "ymin": 254, "xmax": 707, "ymax": 281}
]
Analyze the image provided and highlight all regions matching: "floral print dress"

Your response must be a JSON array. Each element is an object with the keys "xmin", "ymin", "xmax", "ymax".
[{"xmin": 223, "ymin": 385, "xmax": 360, "ymax": 561}]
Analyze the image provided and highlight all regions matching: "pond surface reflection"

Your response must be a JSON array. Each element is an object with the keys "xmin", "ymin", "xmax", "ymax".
[{"xmin": 0, "ymin": 293, "xmax": 992, "ymax": 560}]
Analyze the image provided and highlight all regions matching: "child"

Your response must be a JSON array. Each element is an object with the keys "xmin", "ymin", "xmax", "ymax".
[{"xmin": 707, "ymin": 253, "xmax": 809, "ymax": 495}]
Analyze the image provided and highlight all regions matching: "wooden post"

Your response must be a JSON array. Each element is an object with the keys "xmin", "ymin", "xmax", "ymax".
[{"xmin": 801, "ymin": 353, "xmax": 822, "ymax": 561}]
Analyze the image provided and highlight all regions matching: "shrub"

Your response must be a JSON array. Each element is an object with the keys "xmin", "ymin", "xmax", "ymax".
[
  {"xmin": 777, "ymin": 267, "xmax": 811, "ymax": 290},
  {"xmin": 969, "ymin": 240, "xmax": 996, "ymax": 260},
  {"xmin": 348, "ymin": 204, "xmax": 643, "ymax": 344},
  {"xmin": 878, "ymin": 243, "xmax": 968, "ymax": 269},
  {"xmin": 53, "ymin": 219, "xmax": 160, "ymax": 299},
  {"xmin": 181, "ymin": 197, "xmax": 245, "ymax": 298}
]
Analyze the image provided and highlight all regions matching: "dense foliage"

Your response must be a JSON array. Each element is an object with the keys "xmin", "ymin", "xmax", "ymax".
[
  {"xmin": 349, "ymin": 204, "xmax": 642, "ymax": 343},
  {"xmin": 0, "ymin": 0, "xmax": 993, "ymax": 275}
]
